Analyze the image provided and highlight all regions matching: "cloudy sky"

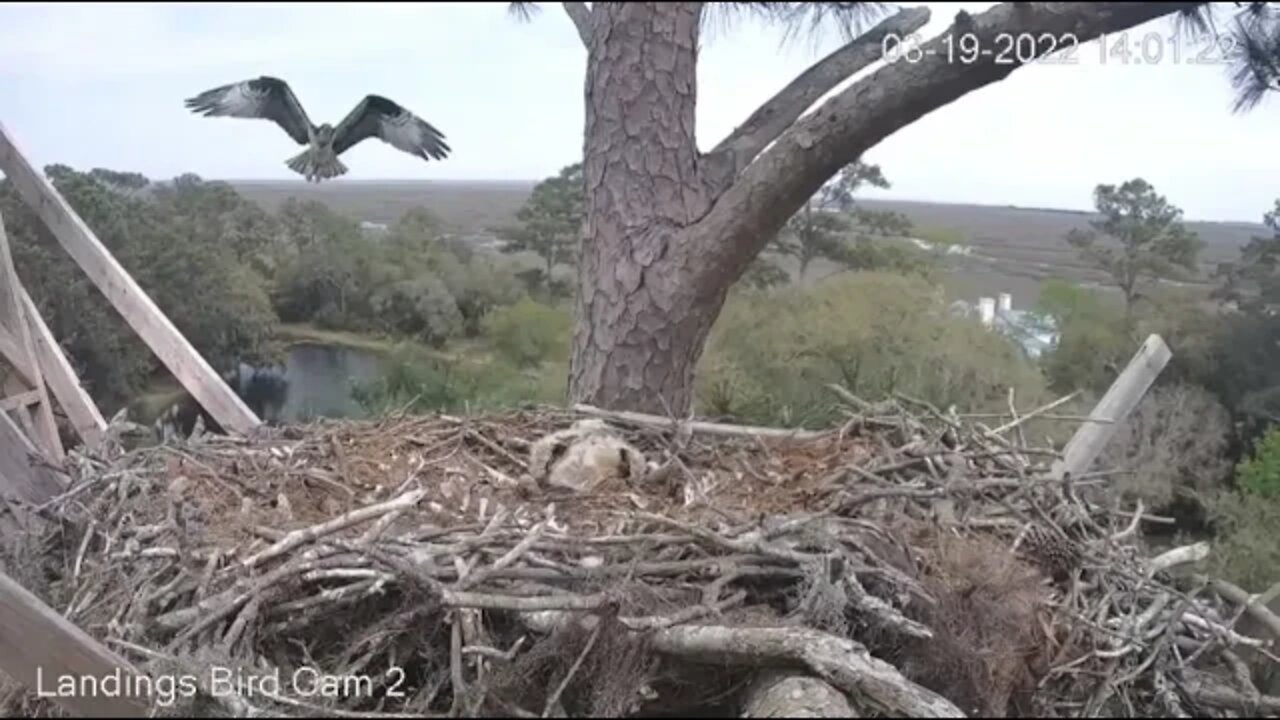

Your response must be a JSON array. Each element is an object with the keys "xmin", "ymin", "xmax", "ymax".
[{"xmin": 1, "ymin": 2, "xmax": 1276, "ymax": 221}]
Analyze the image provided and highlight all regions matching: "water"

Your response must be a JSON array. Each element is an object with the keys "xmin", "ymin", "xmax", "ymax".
[{"xmin": 281, "ymin": 343, "xmax": 385, "ymax": 421}]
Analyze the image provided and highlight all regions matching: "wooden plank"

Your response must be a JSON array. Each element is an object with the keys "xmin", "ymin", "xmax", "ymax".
[
  {"xmin": 0, "ymin": 409, "xmax": 64, "ymax": 507},
  {"xmin": 0, "ymin": 324, "xmax": 38, "ymax": 387},
  {"xmin": 1050, "ymin": 334, "xmax": 1172, "ymax": 480},
  {"xmin": 0, "ymin": 389, "xmax": 40, "ymax": 412},
  {"xmin": 20, "ymin": 288, "xmax": 106, "ymax": 448},
  {"xmin": 0, "ymin": 569, "xmax": 152, "ymax": 717},
  {"xmin": 0, "ymin": 394, "xmax": 51, "ymax": 560},
  {"xmin": 0, "ymin": 121, "xmax": 260, "ymax": 436},
  {"xmin": 0, "ymin": 209, "xmax": 62, "ymax": 462}
]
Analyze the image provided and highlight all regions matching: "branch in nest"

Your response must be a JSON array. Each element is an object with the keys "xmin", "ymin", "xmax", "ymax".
[
  {"xmin": 843, "ymin": 575, "xmax": 932, "ymax": 640},
  {"xmin": 240, "ymin": 489, "xmax": 426, "ymax": 569},
  {"xmin": 1190, "ymin": 575, "xmax": 1280, "ymax": 646},
  {"xmin": 1147, "ymin": 541, "xmax": 1210, "ymax": 575},
  {"xmin": 572, "ymin": 403, "xmax": 828, "ymax": 441},
  {"xmin": 647, "ymin": 625, "xmax": 965, "ymax": 717},
  {"xmin": 1180, "ymin": 677, "xmax": 1280, "ymax": 715}
]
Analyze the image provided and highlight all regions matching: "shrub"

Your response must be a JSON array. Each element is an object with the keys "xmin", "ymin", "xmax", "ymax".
[
  {"xmin": 350, "ymin": 344, "xmax": 473, "ymax": 414},
  {"xmin": 1098, "ymin": 383, "xmax": 1233, "ymax": 508},
  {"xmin": 484, "ymin": 299, "xmax": 571, "ymax": 369},
  {"xmin": 698, "ymin": 272, "xmax": 1048, "ymax": 427},
  {"xmin": 1206, "ymin": 490, "xmax": 1280, "ymax": 596},
  {"xmin": 1236, "ymin": 427, "xmax": 1280, "ymax": 499},
  {"xmin": 352, "ymin": 343, "xmax": 567, "ymax": 416},
  {"xmin": 1034, "ymin": 281, "xmax": 1130, "ymax": 395},
  {"xmin": 1204, "ymin": 430, "xmax": 1280, "ymax": 608},
  {"xmin": 368, "ymin": 274, "xmax": 463, "ymax": 348},
  {"xmin": 435, "ymin": 251, "xmax": 525, "ymax": 338}
]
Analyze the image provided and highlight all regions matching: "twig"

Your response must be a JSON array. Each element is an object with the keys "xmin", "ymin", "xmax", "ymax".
[
  {"xmin": 241, "ymin": 489, "xmax": 426, "ymax": 569},
  {"xmin": 988, "ymin": 391, "xmax": 1082, "ymax": 436},
  {"xmin": 456, "ymin": 521, "xmax": 546, "ymax": 591},
  {"xmin": 542, "ymin": 621, "xmax": 602, "ymax": 717}
]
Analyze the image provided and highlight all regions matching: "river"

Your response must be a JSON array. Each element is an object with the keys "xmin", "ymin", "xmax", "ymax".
[{"xmin": 280, "ymin": 342, "xmax": 386, "ymax": 421}]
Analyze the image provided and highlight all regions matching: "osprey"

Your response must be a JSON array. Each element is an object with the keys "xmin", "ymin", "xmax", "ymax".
[{"xmin": 184, "ymin": 76, "xmax": 450, "ymax": 182}]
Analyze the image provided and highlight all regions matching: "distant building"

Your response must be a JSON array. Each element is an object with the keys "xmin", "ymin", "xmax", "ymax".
[
  {"xmin": 908, "ymin": 236, "xmax": 973, "ymax": 256},
  {"xmin": 951, "ymin": 292, "xmax": 1059, "ymax": 359},
  {"xmin": 359, "ymin": 221, "xmax": 389, "ymax": 234}
]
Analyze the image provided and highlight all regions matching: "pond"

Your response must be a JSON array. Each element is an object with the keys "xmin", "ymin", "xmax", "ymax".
[{"xmin": 280, "ymin": 342, "xmax": 386, "ymax": 421}]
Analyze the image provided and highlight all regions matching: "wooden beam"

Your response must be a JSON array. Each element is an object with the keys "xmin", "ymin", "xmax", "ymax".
[
  {"xmin": 0, "ymin": 324, "xmax": 38, "ymax": 387},
  {"xmin": 0, "ymin": 569, "xmax": 152, "ymax": 717},
  {"xmin": 0, "ymin": 208, "xmax": 63, "ymax": 462},
  {"xmin": 0, "ymin": 410, "xmax": 64, "ymax": 510},
  {"xmin": 20, "ymin": 288, "xmax": 106, "ymax": 449},
  {"xmin": 1050, "ymin": 334, "xmax": 1171, "ymax": 480},
  {"xmin": 0, "ymin": 121, "xmax": 260, "ymax": 436},
  {"xmin": 0, "ymin": 389, "xmax": 40, "ymax": 412}
]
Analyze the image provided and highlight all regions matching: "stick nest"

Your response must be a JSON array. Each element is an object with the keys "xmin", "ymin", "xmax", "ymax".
[{"xmin": 3, "ymin": 393, "xmax": 1277, "ymax": 718}]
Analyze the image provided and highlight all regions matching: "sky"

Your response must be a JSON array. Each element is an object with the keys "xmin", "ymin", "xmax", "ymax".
[{"xmin": 1, "ymin": 2, "xmax": 1277, "ymax": 222}]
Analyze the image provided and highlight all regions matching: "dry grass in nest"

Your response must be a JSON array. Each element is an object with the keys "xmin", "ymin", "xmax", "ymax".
[
  {"xmin": 885, "ymin": 527, "xmax": 1049, "ymax": 717},
  {"xmin": 1, "ymin": 393, "xmax": 1276, "ymax": 718}
]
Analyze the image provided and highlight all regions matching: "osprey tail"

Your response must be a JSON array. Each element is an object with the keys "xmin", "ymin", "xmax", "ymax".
[{"xmin": 285, "ymin": 147, "xmax": 348, "ymax": 183}]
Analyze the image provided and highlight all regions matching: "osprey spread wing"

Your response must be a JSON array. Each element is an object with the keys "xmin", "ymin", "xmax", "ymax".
[{"xmin": 184, "ymin": 76, "xmax": 451, "ymax": 183}]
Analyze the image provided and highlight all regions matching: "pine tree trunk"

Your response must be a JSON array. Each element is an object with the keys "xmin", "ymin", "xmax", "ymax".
[{"xmin": 569, "ymin": 2, "xmax": 716, "ymax": 415}]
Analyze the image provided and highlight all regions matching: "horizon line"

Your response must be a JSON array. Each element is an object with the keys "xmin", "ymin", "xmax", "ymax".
[{"xmin": 213, "ymin": 178, "xmax": 1264, "ymax": 226}]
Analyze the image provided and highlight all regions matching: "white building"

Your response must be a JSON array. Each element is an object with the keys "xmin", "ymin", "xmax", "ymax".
[{"xmin": 951, "ymin": 291, "xmax": 1059, "ymax": 359}]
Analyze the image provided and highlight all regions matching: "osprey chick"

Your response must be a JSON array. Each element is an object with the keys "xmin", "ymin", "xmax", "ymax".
[
  {"xmin": 184, "ymin": 76, "xmax": 451, "ymax": 183},
  {"xmin": 528, "ymin": 420, "xmax": 649, "ymax": 493}
]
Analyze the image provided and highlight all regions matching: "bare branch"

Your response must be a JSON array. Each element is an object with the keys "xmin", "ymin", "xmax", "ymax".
[
  {"xmin": 1195, "ymin": 574, "xmax": 1280, "ymax": 643},
  {"xmin": 1180, "ymin": 677, "xmax": 1280, "ymax": 715},
  {"xmin": 563, "ymin": 2, "xmax": 593, "ymax": 44},
  {"xmin": 649, "ymin": 624, "xmax": 965, "ymax": 717},
  {"xmin": 709, "ymin": 6, "xmax": 930, "ymax": 173},
  {"xmin": 684, "ymin": 2, "xmax": 1204, "ymax": 290}
]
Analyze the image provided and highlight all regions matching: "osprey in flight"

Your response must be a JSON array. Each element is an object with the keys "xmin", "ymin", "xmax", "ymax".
[{"xmin": 184, "ymin": 76, "xmax": 451, "ymax": 182}]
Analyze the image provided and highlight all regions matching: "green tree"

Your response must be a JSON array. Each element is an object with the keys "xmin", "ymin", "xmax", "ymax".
[
  {"xmin": 1236, "ymin": 426, "xmax": 1280, "ymax": 497},
  {"xmin": 1203, "ymin": 200, "xmax": 1280, "ymax": 442},
  {"xmin": 509, "ymin": 2, "xmax": 1221, "ymax": 415},
  {"xmin": 485, "ymin": 298, "xmax": 572, "ymax": 368},
  {"xmin": 271, "ymin": 198, "xmax": 376, "ymax": 329},
  {"xmin": 1215, "ymin": 199, "xmax": 1280, "ymax": 313},
  {"xmin": 738, "ymin": 256, "xmax": 792, "ymax": 291},
  {"xmin": 1, "ymin": 166, "xmax": 281, "ymax": 409},
  {"xmin": 769, "ymin": 161, "xmax": 910, "ymax": 280},
  {"xmin": 699, "ymin": 272, "xmax": 1047, "ymax": 428},
  {"xmin": 1065, "ymin": 178, "xmax": 1202, "ymax": 323},
  {"xmin": 497, "ymin": 162, "xmax": 583, "ymax": 299},
  {"xmin": 432, "ymin": 249, "xmax": 525, "ymax": 338},
  {"xmin": 1032, "ymin": 280, "xmax": 1129, "ymax": 395},
  {"xmin": 272, "ymin": 199, "xmax": 527, "ymax": 346}
]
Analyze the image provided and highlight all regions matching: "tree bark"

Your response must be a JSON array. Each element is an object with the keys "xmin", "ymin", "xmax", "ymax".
[
  {"xmin": 571, "ymin": 1, "xmax": 717, "ymax": 414},
  {"xmin": 569, "ymin": 2, "xmax": 1204, "ymax": 415}
]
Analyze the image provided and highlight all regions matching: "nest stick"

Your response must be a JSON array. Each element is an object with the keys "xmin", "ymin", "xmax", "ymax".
[{"xmin": 241, "ymin": 489, "xmax": 427, "ymax": 569}]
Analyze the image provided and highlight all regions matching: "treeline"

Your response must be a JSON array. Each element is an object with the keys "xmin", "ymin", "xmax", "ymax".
[{"xmin": 0, "ymin": 166, "xmax": 542, "ymax": 411}]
